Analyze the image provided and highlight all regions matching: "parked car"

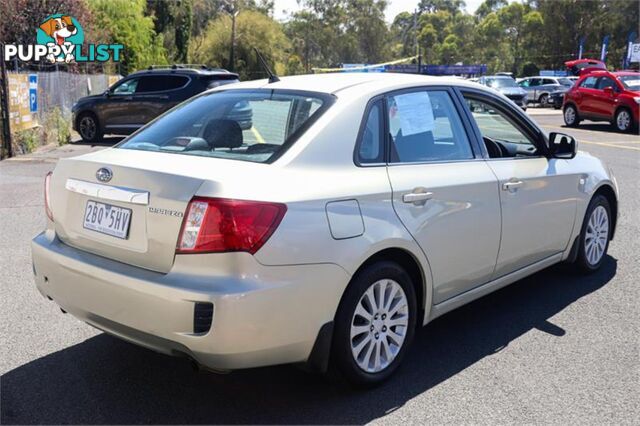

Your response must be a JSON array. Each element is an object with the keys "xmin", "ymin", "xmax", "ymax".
[
  {"xmin": 72, "ymin": 65, "xmax": 251, "ymax": 143},
  {"xmin": 518, "ymin": 76, "xmax": 574, "ymax": 106},
  {"xmin": 548, "ymin": 88, "xmax": 566, "ymax": 109},
  {"xmin": 33, "ymin": 73, "xmax": 618, "ymax": 386},
  {"xmin": 477, "ymin": 75, "xmax": 528, "ymax": 110},
  {"xmin": 563, "ymin": 70, "xmax": 640, "ymax": 132}
]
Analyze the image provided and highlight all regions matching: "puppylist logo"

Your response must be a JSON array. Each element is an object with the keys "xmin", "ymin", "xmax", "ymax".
[{"xmin": 3, "ymin": 14, "xmax": 123, "ymax": 63}]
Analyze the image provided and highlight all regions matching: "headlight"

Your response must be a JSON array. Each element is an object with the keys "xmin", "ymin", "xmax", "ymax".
[{"xmin": 634, "ymin": 97, "xmax": 640, "ymax": 104}]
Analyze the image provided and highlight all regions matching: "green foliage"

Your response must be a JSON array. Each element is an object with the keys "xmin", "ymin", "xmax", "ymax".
[
  {"xmin": 88, "ymin": 0, "xmax": 168, "ymax": 74},
  {"xmin": 14, "ymin": 128, "xmax": 40, "ymax": 154},
  {"xmin": 45, "ymin": 108, "xmax": 71, "ymax": 146},
  {"xmin": 190, "ymin": 10, "xmax": 291, "ymax": 79}
]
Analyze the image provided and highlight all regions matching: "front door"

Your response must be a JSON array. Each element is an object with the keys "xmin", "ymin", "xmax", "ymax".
[
  {"xmin": 461, "ymin": 92, "xmax": 578, "ymax": 278},
  {"xmin": 385, "ymin": 88, "xmax": 501, "ymax": 304},
  {"xmin": 101, "ymin": 77, "xmax": 140, "ymax": 130}
]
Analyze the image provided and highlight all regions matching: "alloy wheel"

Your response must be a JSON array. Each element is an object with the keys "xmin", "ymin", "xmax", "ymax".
[
  {"xmin": 350, "ymin": 279, "xmax": 409, "ymax": 373},
  {"xmin": 564, "ymin": 106, "xmax": 576, "ymax": 125},
  {"xmin": 616, "ymin": 110, "xmax": 631, "ymax": 132},
  {"xmin": 584, "ymin": 205, "xmax": 609, "ymax": 266},
  {"xmin": 79, "ymin": 116, "xmax": 96, "ymax": 140}
]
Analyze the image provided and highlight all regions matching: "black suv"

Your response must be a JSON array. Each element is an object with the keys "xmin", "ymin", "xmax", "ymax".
[{"xmin": 72, "ymin": 65, "xmax": 251, "ymax": 143}]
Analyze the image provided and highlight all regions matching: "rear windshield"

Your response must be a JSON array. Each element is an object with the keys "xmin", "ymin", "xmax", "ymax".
[
  {"xmin": 118, "ymin": 89, "xmax": 333, "ymax": 163},
  {"xmin": 486, "ymin": 77, "xmax": 518, "ymax": 88}
]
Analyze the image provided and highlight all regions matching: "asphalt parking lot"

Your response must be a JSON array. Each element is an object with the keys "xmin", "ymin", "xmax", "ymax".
[{"xmin": 1, "ymin": 111, "xmax": 638, "ymax": 424}]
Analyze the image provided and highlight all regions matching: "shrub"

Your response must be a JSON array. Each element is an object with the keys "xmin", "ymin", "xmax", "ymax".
[{"xmin": 45, "ymin": 107, "xmax": 71, "ymax": 146}]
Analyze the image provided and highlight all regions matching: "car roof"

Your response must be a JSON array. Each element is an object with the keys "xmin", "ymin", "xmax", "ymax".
[
  {"xmin": 221, "ymin": 72, "xmax": 487, "ymax": 95},
  {"xmin": 128, "ymin": 67, "xmax": 239, "ymax": 78}
]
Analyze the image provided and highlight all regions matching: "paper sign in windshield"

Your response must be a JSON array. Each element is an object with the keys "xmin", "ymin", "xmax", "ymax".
[{"xmin": 395, "ymin": 92, "xmax": 435, "ymax": 136}]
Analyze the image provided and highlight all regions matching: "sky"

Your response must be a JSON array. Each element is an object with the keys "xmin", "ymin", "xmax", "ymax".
[{"xmin": 272, "ymin": 0, "xmax": 489, "ymax": 23}]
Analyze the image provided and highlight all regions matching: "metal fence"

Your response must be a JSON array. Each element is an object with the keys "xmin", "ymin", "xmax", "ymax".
[{"xmin": 11, "ymin": 71, "xmax": 117, "ymax": 121}]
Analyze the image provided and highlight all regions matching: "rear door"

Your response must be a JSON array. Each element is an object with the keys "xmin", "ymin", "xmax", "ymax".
[
  {"xmin": 385, "ymin": 88, "xmax": 501, "ymax": 303},
  {"xmin": 132, "ymin": 75, "xmax": 189, "ymax": 124},
  {"xmin": 460, "ymin": 90, "xmax": 578, "ymax": 278}
]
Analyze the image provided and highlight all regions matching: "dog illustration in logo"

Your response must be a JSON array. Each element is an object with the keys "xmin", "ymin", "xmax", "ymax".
[{"xmin": 39, "ymin": 16, "xmax": 77, "ymax": 63}]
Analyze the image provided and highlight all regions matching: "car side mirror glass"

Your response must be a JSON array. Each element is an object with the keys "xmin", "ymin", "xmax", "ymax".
[
  {"xmin": 103, "ymin": 90, "xmax": 110, "ymax": 97},
  {"xmin": 548, "ymin": 132, "xmax": 577, "ymax": 159},
  {"xmin": 603, "ymin": 86, "xmax": 614, "ymax": 95}
]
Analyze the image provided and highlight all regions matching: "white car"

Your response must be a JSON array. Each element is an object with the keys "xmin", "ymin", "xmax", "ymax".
[{"xmin": 32, "ymin": 73, "xmax": 618, "ymax": 386}]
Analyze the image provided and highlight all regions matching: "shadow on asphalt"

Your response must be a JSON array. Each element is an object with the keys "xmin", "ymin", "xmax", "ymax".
[
  {"xmin": 1, "ymin": 257, "xmax": 617, "ymax": 424},
  {"xmin": 560, "ymin": 123, "xmax": 629, "ymax": 134}
]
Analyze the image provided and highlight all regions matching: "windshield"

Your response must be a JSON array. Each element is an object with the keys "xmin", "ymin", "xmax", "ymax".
[
  {"xmin": 117, "ymin": 89, "xmax": 332, "ymax": 163},
  {"xmin": 618, "ymin": 75, "xmax": 640, "ymax": 91},
  {"xmin": 485, "ymin": 77, "xmax": 518, "ymax": 88},
  {"xmin": 557, "ymin": 78, "xmax": 573, "ymax": 86}
]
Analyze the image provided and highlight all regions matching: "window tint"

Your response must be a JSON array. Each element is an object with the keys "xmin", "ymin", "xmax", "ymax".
[
  {"xmin": 357, "ymin": 101, "xmax": 384, "ymax": 164},
  {"xmin": 596, "ymin": 77, "xmax": 616, "ymax": 90},
  {"xmin": 529, "ymin": 78, "xmax": 541, "ymax": 86},
  {"xmin": 118, "ymin": 90, "xmax": 331, "ymax": 163},
  {"xmin": 387, "ymin": 90, "xmax": 473, "ymax": 163},
  {"xmin": 136, "ymin": 75, "xmax": 188, "ymax": 93},
  {"xmin": 112, "ymin": 78, "xmax": 138, "ymax": 94},
  {"xmin": 543, "ymin": 79, "xmax": 555, "ymax": 85},
  {"xmin": 464, "ymin": 97, "xmax": 540, "ymax": 158},
  {"xmin": 580, "ymin": 76, "xmax": 598, "ymax": 88}
]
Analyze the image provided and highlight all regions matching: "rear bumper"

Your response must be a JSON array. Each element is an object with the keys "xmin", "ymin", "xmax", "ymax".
[{"xmin": 31, "ymin": 231, "xmax": 350, "ymax": 370}]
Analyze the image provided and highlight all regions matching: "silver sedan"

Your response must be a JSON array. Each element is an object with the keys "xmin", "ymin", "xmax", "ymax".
[{"xmin": 32, "ymin": 73, "xmax": 618, "ymax": 386}]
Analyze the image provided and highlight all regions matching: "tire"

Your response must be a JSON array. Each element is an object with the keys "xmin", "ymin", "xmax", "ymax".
[
  {"xmin": 613, "ymin": 108, "xmax": 633, "ymax": 133},
  {"xmin": 574, "ymin": 195, "xmax": 612, "ymax": 273},
  {"xmin": 332, "ymin": 261, "xmax": 417, "ymax": 387},
  {"xmin": 563, "ymin": 104, "xmax": 580, "ymax": 127},
  {"xmin": 77, "ymin": 112, "xmax": 103, "ymax": 143},
  {"xmin": 538, "ymin": 94, "xmax": 548, "ymax": 107}
]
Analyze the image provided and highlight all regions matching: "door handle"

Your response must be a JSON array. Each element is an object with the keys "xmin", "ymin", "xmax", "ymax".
[
  {"xmin": 402, "ymin": 190, "xmax": 433, "ymax": 206},
  {"xmin": 502, "ymin": 180, "xmax": 524, "ymax": 192}
]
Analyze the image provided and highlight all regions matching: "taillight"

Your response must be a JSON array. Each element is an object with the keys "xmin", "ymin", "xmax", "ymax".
[
  {"xmin": 44, "ymin": 171, "xmax": 54, "ymax": 221},
  {"xmin": 176, "ymin": 197, "xmax": 287, "ymax": 254}
]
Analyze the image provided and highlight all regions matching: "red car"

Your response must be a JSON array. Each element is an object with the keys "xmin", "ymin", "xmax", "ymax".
[{"xmin": 563, "ymin": 71, "xmax": 640, "ymax": 132}]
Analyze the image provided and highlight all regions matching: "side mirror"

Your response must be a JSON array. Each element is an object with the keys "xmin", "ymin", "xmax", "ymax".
[
  {"xmin": 103, "ymin": 90, "xmax": 111, "ymax": 97},
  {"xmin": 548, "ymin": 132, "xmax": 577, "ymax": 159},
  {"xmin": 603, "ymin": 86, "xmax": 615, "ymax": 95}
]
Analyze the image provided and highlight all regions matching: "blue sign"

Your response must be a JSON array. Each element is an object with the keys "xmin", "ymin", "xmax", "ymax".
[
  {"xmin": 342, "ymin": 64, "xmax": 385, "ymax": 73},
  {"xmin": 421, "ymin": 64, "xmax": 487, "ymax": 76},
  {"xmin": 540, "ymin": 70, "xmax": 568, "ymax": 77},
  {"xmin": 28, "ymin": 74, "xmax": 38, "ymax": 113}
]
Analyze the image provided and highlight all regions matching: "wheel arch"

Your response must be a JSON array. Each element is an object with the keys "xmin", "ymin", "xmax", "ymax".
[
  {"xmin": 75, "ymin": 109, "xmax": 101, "ymax": 132},
  {"xmin": 593, "ymin": 184, "xmax": 618, "ymax": 240},
  {"xmin": 347, "ymin": 247, "xmax": 428, "ymax": 327}
]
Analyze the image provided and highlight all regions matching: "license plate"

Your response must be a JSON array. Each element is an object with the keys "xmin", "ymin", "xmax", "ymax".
[{"xmin": 83, "ymin": 200, "xmax": 131, "ymax": 239}]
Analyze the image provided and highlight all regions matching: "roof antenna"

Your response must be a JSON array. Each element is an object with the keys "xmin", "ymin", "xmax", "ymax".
[{"xmin": 254, "ymin": 48, "xmax": 280, "ymax": 83}]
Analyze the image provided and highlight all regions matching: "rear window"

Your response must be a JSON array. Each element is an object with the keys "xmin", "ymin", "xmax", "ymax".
[
  {"xmin": 618, "ymin": 75, "xmax": 640, "ymax": 91},
  {"xmin": 117, "ymin": 89, "xmax": 333, "ymax": 163}
]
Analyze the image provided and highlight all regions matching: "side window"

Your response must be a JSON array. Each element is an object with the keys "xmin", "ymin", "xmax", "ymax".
[
  {"xmin": 543, "ymin": 79, "xmax": 555, "ymax": 85},
  {"xmin": 529, "ymin": 78, "xmax": 541, "ymax": 87},
  {"xmin": 136, "ymin": 75, "xmax": 186, "ymax": 93},
  {"xmin": 596, "ymin": 77, "xmax": 616, "ymax": 90},
  {"xmin": 112, "ymin": 78, "xmax": 138, "ymax": 95},
  {"xmin": 387, "ymin": 90, "xmax": 473, "ymax": 163},
  {"xmin": 580, "ymin": 76, "xmax": 598, "ymax": 88},
  {"xmin": 464, "ymin": 96, "xmax": 540, "ymax": 158},
  {"xmin": 519, "ymin": 79, "xmax": 530, "ymax": 87},
  {"xmin": 357, "ymin": 101, "xmax": 384, "ymax": 164}
]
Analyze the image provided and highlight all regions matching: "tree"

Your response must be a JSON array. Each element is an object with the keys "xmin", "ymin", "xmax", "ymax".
[
  {"xmin": 190, "ymin": 10, "xmax": 290, "ymax": 79},
  {"xmin": 89, "ymin": 0, "xmax": 167, "ymax": 74},
  {"xmin": 497, "ymin": 3, "xmax": 543, "ymax": 74}
]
